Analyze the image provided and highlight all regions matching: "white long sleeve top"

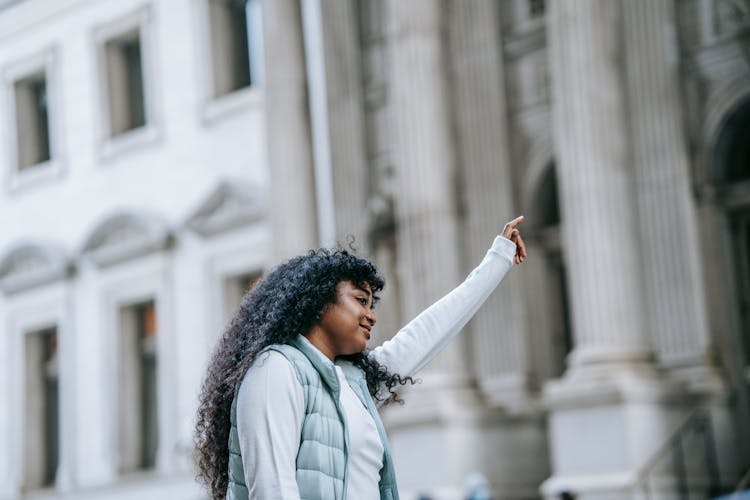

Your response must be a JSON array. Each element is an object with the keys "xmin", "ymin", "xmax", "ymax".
[{"xmin": 236, "ymin": 235, "xmax": 517, "ymax": 499}]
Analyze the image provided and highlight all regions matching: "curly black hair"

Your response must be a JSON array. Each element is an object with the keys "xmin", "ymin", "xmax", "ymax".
[{"xmin": 194, "ymin": 247, "xmax": 415, "ymax": 499}]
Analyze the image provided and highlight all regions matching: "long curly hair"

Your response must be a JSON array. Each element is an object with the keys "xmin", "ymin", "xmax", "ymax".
[{"xmin": 194, "ymin": 247, "xmax": 414, "ymax": 499}]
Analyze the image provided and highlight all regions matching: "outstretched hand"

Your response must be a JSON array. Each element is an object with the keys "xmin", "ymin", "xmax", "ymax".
[{"xmin": 502, "ymin": 215, "xmax": 526, "ymax": 265}]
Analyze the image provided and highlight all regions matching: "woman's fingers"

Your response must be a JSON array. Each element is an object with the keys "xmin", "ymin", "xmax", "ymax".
[
  {"xmin": 502, "ymin": 215, "xmax": 525, "ymax": 239},
  {"xmin": 515, "ymin": 234, "xmax": 526, "ymax": 264},
  {"xmin": 501, "ymin": 215, "xmax": 526, "ymax": 264},
  {"xmin": 509, "ymin": 231, "xmax": 525, "ymax": 265}
]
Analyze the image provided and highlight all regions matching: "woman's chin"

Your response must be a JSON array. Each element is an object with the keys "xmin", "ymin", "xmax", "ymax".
[{"xmin": 342, "ymin": 343, "xmax": 367, "ymax": 356}]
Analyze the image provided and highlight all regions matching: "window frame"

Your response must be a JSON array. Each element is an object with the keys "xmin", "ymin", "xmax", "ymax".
[
  {"xmin": 97, "ymin": 253, "xmax": 176, "ymax": 477},
  {"xmin": 201, "ymin": 226, "xmax": 268, "ymax": 335},
  {"xmin": 93, "ymin": 6, "xmax": 160, "ymax": 162},
  {"xmin": 4, "ymin": 283, "xmax": 71, "ymax": 494},
  {"xmin": 22, "ymin": 326, "xmax": 59, "ymax": 489},
  {"xmin": 2, "ymin": 48, "xmax": 64, "ymax": 193},
  {"xmin": 193, "ymin": 0, "xmax": 263, "ymax": 125},
  {"xmin": 116, "ymin": 299, "xmax": 159, "ymax": 473}
]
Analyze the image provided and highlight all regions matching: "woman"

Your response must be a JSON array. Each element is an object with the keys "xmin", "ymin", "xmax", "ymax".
[{"xmin": 195, "ymin": 216, "xmax": 526, "ymax": 500}]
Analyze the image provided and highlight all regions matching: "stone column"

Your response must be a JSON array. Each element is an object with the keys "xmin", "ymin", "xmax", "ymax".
[
  {"xmin": 448, "ymin": 0, "xmax": 531, "ymax": 410},
  {"xmin": 447, "ymin": 2, "xmax": 550, "ymax": 498},
  {"xmin": 623, "ymin": 2, "xmax": 736, "ymax": 481},
  {"xmin": 542, "ymin": 1, "xmax": 689, "ymax": 498},
  {"xmin": 382, "ymin": 2, "xmax": 536, "ymax": 498},
  {"xmin": 547, "ymin": 0, "xmax": 651, "ymax": 369},
  {"xmin": 622, "ymin": 0, "xmax": 718, "ymax": 382},
  {"xmin": 262, "ymin": 0, "xmax": 318, "ymax": 260},
  {"xmin": 388, "ymin": 0, "xmax": 465, "ymax": 377},
  {"xmin": 305, "ymin": 0, "xmax": 370, "ymax": 244}
]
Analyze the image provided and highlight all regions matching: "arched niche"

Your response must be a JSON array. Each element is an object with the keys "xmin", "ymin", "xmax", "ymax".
[
  {"xmin": 524, "ymin": 161, "xmax": 573, "ymax": 379},
  {"xmin": 520, "ymin": 137, "xmax": 555, "ymax": 225},
  {"xmin": 532, "ymin": 165, "xmax": 561, "ymax": 231},
  {"xmin": 696, "ymin": 76, "xmax": 750, "ymax": 188},
  {"xmin": 716, "ymin": 98, "xmax": 750, "ymax": 388},
  {"xmin": 0, "ymin": 242, "xmax": 70, "ymax": 294},
  {"xmin": 80, "ymin": 211, "xmax": 171, "ymax": 268},
  {"xmin": 714, "ymin": 97, "xmax": 750, "ymax": 187},
  {"xmin": 185, "ymin": 180, "xmax": 266, "ymax": 237}
]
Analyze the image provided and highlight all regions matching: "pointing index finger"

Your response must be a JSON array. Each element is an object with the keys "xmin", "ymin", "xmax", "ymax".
[
  {"xmin": 503, "ymin": 215, "xmax": 525, "ymax": 238},
  {"xmin": 508, "ymin": 215, "xmax": 525, "ymax": 228}
]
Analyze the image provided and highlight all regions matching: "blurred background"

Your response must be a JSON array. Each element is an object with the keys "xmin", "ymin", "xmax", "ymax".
[{"xmin": 0, "ymin": 0, "xmax": 748, "ymax": 499}]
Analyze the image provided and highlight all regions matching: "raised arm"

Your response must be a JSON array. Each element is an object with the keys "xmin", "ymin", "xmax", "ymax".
[{"xmin": 368, "ymin": 232, "xmax": 518, "ymax": 380}]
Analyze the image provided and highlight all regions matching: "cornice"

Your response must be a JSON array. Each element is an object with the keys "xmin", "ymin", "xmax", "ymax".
[
  {"xmin": 0, "ymin": 241, "xmax": 70, "ymax": 293},
  {"xmin": 186, "ymin": 180, "xmax": 266, "ymax": 237},
  {"xmin": 81, "ymin": 210, "xmax": 171, "ymax": 268}
]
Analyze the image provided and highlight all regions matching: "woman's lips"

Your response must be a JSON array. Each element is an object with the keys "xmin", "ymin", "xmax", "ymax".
[{"xmin": 360, "ymin": 326, "xmax": 371, "ymax": 339}]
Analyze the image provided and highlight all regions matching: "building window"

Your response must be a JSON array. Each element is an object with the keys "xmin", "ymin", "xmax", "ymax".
[
  {"xmin": 23, "ymin": 327, "xmax": 59, "ymax": 490},
  {"xmin": 104, "ymin": 30, "xmax": 146, "ymax": 136},
  {"xmin": 2, "ymin": 49, "xmax": 64, "ymax": 190},
  {"xmin": 224, "ymin": 271, "xmax": 261, "ymax": 322},
  {"xmin": 14, "ymin": 72, "xmax": 51, "ymax": 170},
  {"xmin": 208, "ymin": 0, "xmax": 263, "ymax": 97},
  {"xmin": 529, "ymin": 0, "xmax": 546, "ymax": 17},
  {"xmin": 118, "ymin": 301, "xmax": 158, "ymax": 472},
  {"xmin": 237, "ymin": 272, "xmax": 260, "ymax": 295}
]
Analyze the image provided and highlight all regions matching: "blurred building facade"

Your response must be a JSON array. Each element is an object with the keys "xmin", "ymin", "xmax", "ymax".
[
  {"xmin": 0, "ymin": 0, "xmax": 748, "ymax": 499},
  {"xmin": 0, "ymin": 0, "xmax": 266, "ymax": 498}
]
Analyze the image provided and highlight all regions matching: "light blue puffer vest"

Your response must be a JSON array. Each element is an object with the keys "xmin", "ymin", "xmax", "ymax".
[{"xmin": 227, "ymin": 335, "xmax": 399, "ymax": 500}]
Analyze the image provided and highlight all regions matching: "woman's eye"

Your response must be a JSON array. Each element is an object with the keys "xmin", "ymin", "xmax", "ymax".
[{"xmin": 357, "ymin": 297, "xmax": 367, "ymax": 304}]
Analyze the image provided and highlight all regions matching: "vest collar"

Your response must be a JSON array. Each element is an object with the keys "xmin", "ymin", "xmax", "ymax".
[{"xmin": 290, "ymin": 334, "xmax": 341, "ymax": 394}]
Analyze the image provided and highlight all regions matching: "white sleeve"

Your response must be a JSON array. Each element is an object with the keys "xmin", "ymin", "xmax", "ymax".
[
  {"xmin": 236, "ymin": 350, "xmax": 304, "ymax": 500},
  {"xmin": 369, "ymin": 235, "xmax": 516, "ymax": 381}
]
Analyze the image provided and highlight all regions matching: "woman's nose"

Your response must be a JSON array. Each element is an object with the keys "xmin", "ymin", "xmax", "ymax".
[{"xmin": 366, "ymin": 309, "xmax": 377, "ymax": 325}]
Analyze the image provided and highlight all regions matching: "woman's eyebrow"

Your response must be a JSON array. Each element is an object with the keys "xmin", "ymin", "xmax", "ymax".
[{"xmin": 354, "ymin": 285, "xmax": 372, "ymax": 298}]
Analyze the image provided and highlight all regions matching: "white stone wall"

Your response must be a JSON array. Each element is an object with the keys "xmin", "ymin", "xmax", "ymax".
[{"xmin": 0, "ymin": 0, "xmax": 269, "ymax": 498}]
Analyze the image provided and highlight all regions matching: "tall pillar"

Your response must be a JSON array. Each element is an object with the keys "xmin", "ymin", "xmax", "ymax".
[
  {"xmin": 542, "ymin": 1, "xmax": 689, "ymax": 498},
  {"xmin": 622, "ymin": 0, "xmax": 719, "ymax": 382},
  {"xmin": 448, "ymin": 2, "xmax": 549, "ymax": 497},
  {"xmin": 319, "ymin": 2, "xmax": 369, "ymax": 244},
  {"xmin": 547, "ymin": 0, "xmax": 649, "ymax": 369},
  {"xmin": 449, "ymin": 0, "xmax": 531, "ymax": 410},
  {"xmin": 356, "ymin": 0, "xmax": 404, "ymax": 346},
  {"xmin": 301, "ymin": 0, "xmax": 368, "ymax": 246},
  {"xmin": 262, "ymin": 0, "xmax": 318, "ymax": 260},
  {"xmin": 623, "ymin": 1, "xmax": 735, "ymax": 482},
  {"xmin": 388, "ymin": 0, "xmax": 464, "ymax": 376},
  {"xmin": 382, "ymin": 0, "xmax": 477, "ymax": 497},
  {"xmin": 381, "ymin": 2, "xmax": 543, "ymax": 499}
]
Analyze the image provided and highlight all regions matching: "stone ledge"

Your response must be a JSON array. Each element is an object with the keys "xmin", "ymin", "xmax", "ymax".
[{"xmin": 543, "ymin": 367, "xmax": 689, "ymax": 410}]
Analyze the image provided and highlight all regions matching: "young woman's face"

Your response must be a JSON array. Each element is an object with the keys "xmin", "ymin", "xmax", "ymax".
[{"xmin": 317, "ymin": 280, "xmax": 377, "ymax": 357}]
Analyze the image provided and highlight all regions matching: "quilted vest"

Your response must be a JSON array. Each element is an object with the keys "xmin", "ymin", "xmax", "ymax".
[{"xmin": 226, "ymin": 335, "xmax": 399, "ymax": 500}]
